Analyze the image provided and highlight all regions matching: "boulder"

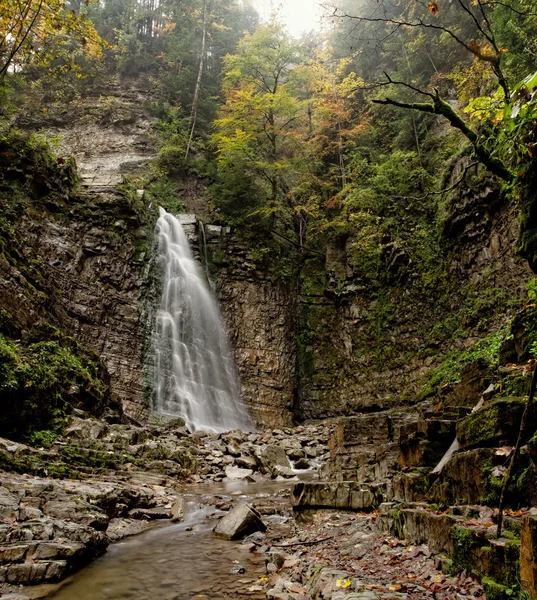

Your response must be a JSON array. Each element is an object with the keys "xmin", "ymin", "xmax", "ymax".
[
  {"xmin": 64, "ymin": 418, "xmax": 108, "ymax": 441},
  {"xmin": 255, "ymin": 445, "xmax": 291, "ymax": 474},
  {"xmin": 272, "ymin": 465, "xmax": 296, "ymax": 479},
  {"xmin": 235, "ymin": 455, "xmax": 258, "ymax": 470},
  {"xmin": 213, "ymin": 503, "xmax": 266, "ymax": 540}
]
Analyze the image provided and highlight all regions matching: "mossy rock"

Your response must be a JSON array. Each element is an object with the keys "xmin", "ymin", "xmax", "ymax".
[
  {"xmin": 518, "ymin": 163, "xmax": 537, "ymax": 273},
  {"xmin": 482, "ymin": 577, "xmax": 509, "ymax": 600},
  {"xmin": 497, "ymin": 368, "xmax": 532, "ymax": 398},
  {"xmin": 0, "ymin": 328, "xmax": 110, "ymax": 441},
  {"xmin": 456, "ymin": 398, "xmax": 535, "ymax": 450}
]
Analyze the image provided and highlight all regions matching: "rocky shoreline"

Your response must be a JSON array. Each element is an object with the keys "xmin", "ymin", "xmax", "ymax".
[
  {"xmin": 2, "ymin": 399, "xmax": 534, "ymax": 600},
  {"xmin": 0, "ymin": 418, "xmax": 332, "ymax": 597}
]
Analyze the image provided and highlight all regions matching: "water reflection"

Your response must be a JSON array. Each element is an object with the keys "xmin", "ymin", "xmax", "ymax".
[{"xmin": 49, "ymin": 481, "xmax": 294, "ymax": 600}]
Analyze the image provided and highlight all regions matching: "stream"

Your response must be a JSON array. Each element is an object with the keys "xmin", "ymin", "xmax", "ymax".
[{"xmin": 45, "ymin": 479, "xmax": 301, "ymax": 600}]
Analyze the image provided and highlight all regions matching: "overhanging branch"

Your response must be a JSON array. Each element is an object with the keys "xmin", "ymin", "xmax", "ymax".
[{"xmin": 373, "ymin": 90, "xmax": 513, "ymax": 182}]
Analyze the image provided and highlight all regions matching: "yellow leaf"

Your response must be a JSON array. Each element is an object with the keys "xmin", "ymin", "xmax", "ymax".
[{"xmin": 336, "ymin": 578, "xmax": 352, "ymax": 589}]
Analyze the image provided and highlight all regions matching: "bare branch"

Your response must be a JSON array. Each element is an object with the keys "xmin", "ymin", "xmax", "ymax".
[
  {"xmin": 326, "ymin": 7, "xmax": 510, "ymax": 98},
  {"xmin": 393, "ymin": 161, "xmax": 479, "ymax": 201}
]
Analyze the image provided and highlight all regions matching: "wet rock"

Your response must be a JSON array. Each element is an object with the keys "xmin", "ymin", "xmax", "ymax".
[
  {"xmin": 272, "ymin": 465, "xmax": 296, "ymax": 479},
  {"xmin": 230, "ymin": 564, "xmax": 246, "ymax": 575},
  {"xmin": 293, "ymin": 458, "xmax": 310, "ymax": 470},
  {"xmin": 213, "ymin": 502, "xmax": 267, "ymax": 540},
  {"xmin": 128, "ymin": 506, "xmax": 171, "ymax": 520},
  {"xmin": 171, "ymin": 498, "xmax": 187, "ymax": 522},
  {"xmin": 235, "ymin": 455, "xmax": 258, "ymax": 470}
]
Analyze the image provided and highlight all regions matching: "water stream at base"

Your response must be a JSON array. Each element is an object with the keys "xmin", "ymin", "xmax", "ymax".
[
  {"xmin": 151, "ymin": 208, "xmax": 252, "ymax": 433},
  {"xmin": 46, "ymin": 480, "xmax": 297, "ymax": 600}
]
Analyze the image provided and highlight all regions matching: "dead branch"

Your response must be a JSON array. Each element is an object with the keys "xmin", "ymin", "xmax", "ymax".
[{"xmin": 270, "ymin": 536, "xmax": 334, "ymax": 548}]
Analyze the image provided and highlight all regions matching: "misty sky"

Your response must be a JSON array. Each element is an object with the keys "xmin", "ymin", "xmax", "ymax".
[{"xmin": 252, "ymin": 0, "xmax": 326, "ymax": 37}]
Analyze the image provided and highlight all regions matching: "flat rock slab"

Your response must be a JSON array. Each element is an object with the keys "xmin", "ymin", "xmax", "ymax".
[
  {"xmin": 291, "ymin": 481, "xmax": 386, "ymax": 511},
  {"xmin": 213, "ymin": 502, "xmax": 266, "ymax": 540},
  {"xmin": 225, "ymin": 466, "xmax": 254, "ymax": 480}
]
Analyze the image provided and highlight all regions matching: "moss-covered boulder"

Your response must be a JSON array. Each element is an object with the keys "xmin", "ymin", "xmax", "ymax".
[{"xmin": 456, "ymin": 398, "xmax": 535, "ymax": 450}]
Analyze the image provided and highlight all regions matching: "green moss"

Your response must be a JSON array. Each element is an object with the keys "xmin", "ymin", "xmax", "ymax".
[
  {"xmin": 27, "ymin": 429, "xmax": 59, "ymax": 449},
  {"xmin": 482, "ymin": 577, "xmax": 511, "ymax": 600},
  {"xmin": 0, "ymin": 328, "xmax": 109, "ymax": 441},
  {"xmin": 457, "ymin": 398, "xmax": 528, "ymax": 449},
  {"xmin": 418, "ymin": 329, "xmax": 508, "ymax": 399},
  {"xmin": 499, "ymin": 371, "xmax": 532, "ymax": 397},
  {"xmin": 450, "ymin": 527, "xmax": 476, "ymax": 573},
  {"xmin": 391, "ymin": 504, "xmax": 405, "ymax": 539}
]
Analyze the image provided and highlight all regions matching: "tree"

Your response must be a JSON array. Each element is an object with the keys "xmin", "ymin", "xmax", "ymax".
[
  {"xmin": 212, "ymin": 22, "xmax": 309, "ymax": 241},
  {"xmin": 325, "ymin": 0, "xmax": 536, "ymax": 183},
  {"xmin": 0, "ymin": 0, "xmax": 104, "ymax": 81}
]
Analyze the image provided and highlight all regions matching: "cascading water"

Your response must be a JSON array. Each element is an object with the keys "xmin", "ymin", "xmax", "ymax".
[{"xmin": 151, "ymin": 208, "xmax": 253, "ymax": 433}]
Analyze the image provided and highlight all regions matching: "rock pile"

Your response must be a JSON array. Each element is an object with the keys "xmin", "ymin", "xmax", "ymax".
[{"xmin": 0, "ymin": 471, "xmax": 179, "ymax": 586}]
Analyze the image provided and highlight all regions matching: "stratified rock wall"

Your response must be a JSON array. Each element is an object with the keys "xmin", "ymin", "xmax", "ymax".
[
  {"xmin": 5, "ymin": 76, "xmax": 158, "ymax": 423},
  {"xmin": 202, "ymin": 226, "xmax": 297, "ymax": 427},
  {"xmin": 297, "ymin": 197, "xmax": 532, "ymax": 420},
  {"xmin": 0, "ymin": 190, "xmax": 152, "ymax": 423}
]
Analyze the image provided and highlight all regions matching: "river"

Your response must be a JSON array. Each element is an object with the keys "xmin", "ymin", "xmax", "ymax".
[{"xmin": 45, "ymin": 479, "xmax": 298, "ymax": 600}]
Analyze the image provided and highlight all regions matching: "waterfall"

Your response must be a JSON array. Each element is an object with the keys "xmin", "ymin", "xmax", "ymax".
[{"xmin": 151, "ymin": 208, "xmax": 253, "ymax": 433}]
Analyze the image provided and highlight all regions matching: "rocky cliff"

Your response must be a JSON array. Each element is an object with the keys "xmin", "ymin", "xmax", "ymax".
[{"xmin": 2, "ymin": 78, "xmax": 534, "ymax": 433}]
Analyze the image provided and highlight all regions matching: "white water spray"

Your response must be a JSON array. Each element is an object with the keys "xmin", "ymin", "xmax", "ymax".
[{"xmin": 152, "ymin": 208, "xmax": 253, "ymax": 433}]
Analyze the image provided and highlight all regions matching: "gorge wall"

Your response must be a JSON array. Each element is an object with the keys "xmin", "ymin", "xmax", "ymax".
[{"xmin": 2, "ymin": 79, "xmax": 534, "ymax": 432}]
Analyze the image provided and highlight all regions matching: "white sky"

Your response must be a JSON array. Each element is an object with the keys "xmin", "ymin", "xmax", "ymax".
[{"xmin": 252, "ymin": 0, "xmax": 325, "ymax": 38}]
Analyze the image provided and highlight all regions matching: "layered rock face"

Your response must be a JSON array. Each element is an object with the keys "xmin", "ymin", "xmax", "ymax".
[
  {"xmin": 5, "ymin": 77, "xmax": 157, "ymax": 423},
  {"xmin": 7, "ymin": 191, "xmax": 151, "ymax": 421},
  {"xmin": 296, "ymin": 195, "xmax": 532, "ymax": 420},
  {"xmin": 182, "ymin": 223, "xmax": 298, "ymax": 428}
]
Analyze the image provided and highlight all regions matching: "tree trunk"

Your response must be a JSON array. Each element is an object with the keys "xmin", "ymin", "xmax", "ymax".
[{"xmin": 185, "ymin": 0, "xmax": 209, "ymax": 160}]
